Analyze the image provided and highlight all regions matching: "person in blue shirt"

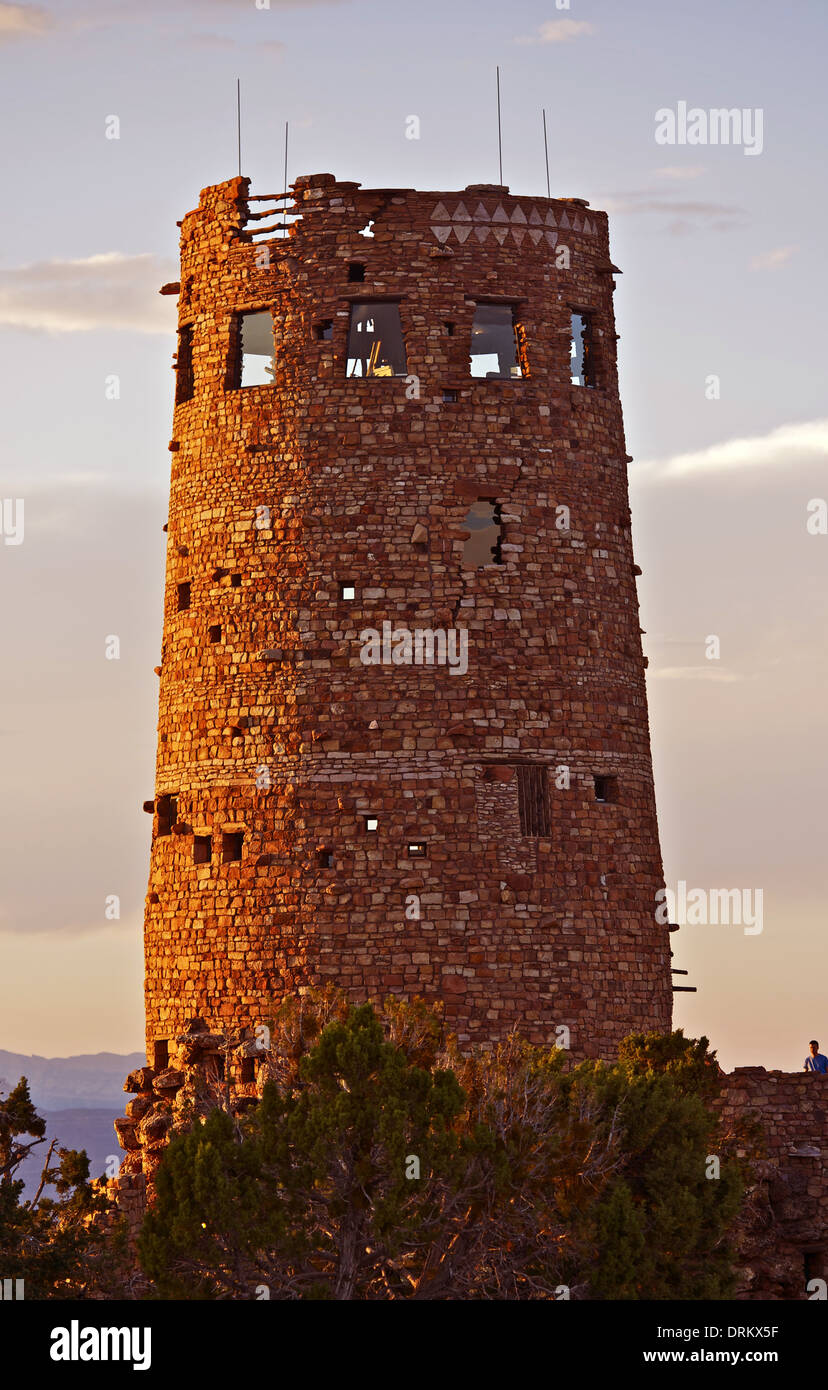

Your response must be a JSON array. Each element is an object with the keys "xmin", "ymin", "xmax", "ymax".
[{"xmin": 804, "ymin": 1040, "xmax": 828, "ymax": 1073}]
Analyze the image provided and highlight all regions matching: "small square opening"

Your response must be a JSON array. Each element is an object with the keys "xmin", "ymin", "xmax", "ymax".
[
  {"xmin": 230, "ymin": 573, "xmax": 242, "ymax": 588},
  {"xmin": 364, "ymin": 816, "xmax": 379, "ymax": 833},
  {"xmin": 408, "ymin": 842, "xmax": 426, "ymax": 858},
  {"xmin": 443, "ymin": 389, "xmax": 458, "ymax": 403},
  {"xmin": 340, "ymin": 582, "xmax": 356, "ymax": 601},
  {"xmin": 209, "ymin": 624, "xmax": 222, "ymax": 643},
  {"xmin": 348, "ymin": 263, "xmax": 366, "ymax": 283},
  {"xmin": 317, "ymin": 848, "xmax": 334, "ymax": 868},
  {"xmin": 315, "ymin": 320, "xmax": 333, "ymax": 341},
  {"xmin": 222, "ymin": 831, "xmax": 243, "ymax": 863},
  {"xmin": 177, "ymin": 581, "xmax": 191, "ymax": 612},
  {"xmin": 194, "ymin": 835, "xmax": 212, "ymax": 865},
  {"xmin": 594, "ymin": 775, "xmax": 618, "ymax": 803}
]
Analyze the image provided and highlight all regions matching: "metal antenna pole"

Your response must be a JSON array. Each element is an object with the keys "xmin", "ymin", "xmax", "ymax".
[
  {"xmin": 283, "ymin": 121, "xmax": 289, "ymax": 236},
  {"xmin": 496, "ymin": 66, "xmax": 503, "ymax": 184},
  {"xmin": 236, "ymin": 78, "xmax": 241, "ymax": 176},
  {"xmin": 543, "ymin": 108, "xmax": 550, "ymax": 198}
]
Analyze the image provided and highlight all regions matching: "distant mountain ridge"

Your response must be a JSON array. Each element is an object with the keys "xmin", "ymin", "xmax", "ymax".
[{"xmin": 0, "ymin": 1049, "xmax": 145, "ymax": 1110}]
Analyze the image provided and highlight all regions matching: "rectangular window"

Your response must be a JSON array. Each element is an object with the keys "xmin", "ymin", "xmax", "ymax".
[
  {"xmin": 194, "ymin": 835, "xmax": 211, "ymax": 865},
  {"xmin": 517, "ymin": 765, "xmax": 550, "ymax": 837},
  {"xmin": 157, "ymin": 793, "xmax": 178, "ymax": 837},
  {"xmin": 570, "ymin": 311, "xmax": 596, "ymax": 387},
  {"xmin": 315, "ymin": 320, "xmax": 333, "ymax": 341},
  {"xmin": 346, "ymin": 302, "xmax": 407, "ymax": 378},
  {"xmin": 222, "ymin": 831, "xmax": 243, "ymax": 863},
  {"xmin": 175, "ymin": 325, "xmax": 194, "ymax": 403},
  {"xmin": 348, "ymin": 262, "xmax": 366, "ymax": 282},
  {"xmin": 209, "ymin": 624, "xmax": 221, "ymax": 643},
  {"xmin": 236, "ymin": 310, "xmax": 276, "ymax": 388},
  {"xmin": 470, "ymin": 303, "xmax": 523, "ymax": 380},
  {"xmin": 153, "ymin": 1040, "xmax": 169, "ymax": 1071},
  {"xmin": 594, "ymin": 775, "xmax": 618, "ymax": 803},
  {"xmin": 339, "ymin": 582, "xmax": 356, "ymax": 601},
  {"xmin": 177, "ymin": 581, "xmax": 191, "ymax": 612},
  {"xmin": 364, "ymin": 816, "xmax": 379, "ymax": 833},
  {"xmin": 463, "ymin": 499, "xmax": 503, "ymax": 567},
  {"xmin": 239, "ymin": 1056, "xmax": 256, "ymax": 1084},
  {"xmin": 407, "ymin": 842, "xmax": 426, "ymax": 858}
]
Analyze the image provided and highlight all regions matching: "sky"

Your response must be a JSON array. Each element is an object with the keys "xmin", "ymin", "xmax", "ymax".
[{"xmin": 0, "ymin": 0, "xmax": 825, "ymax": 1070}]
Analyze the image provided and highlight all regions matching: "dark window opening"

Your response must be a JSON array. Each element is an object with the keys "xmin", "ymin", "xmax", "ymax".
[
  {"xmin": 364, "ymin": 816, "xmax": 379, "ymax": 833},
  {"xmin": 570, "ymin": 311, "xmax": 596, "ymax": 387},
  {"xmin": 222, "ymin": 831, "xmax": 243, "ymax": 863},
  {"xmin": 194, "ymin": 835, "xmax": 211, "ymax": 865},
  {"xmin": 239, "ymin": 1056, "xmax": 256, "ymax": 1084},
  {"xmin": 215, "ymin": 1055, "xmax": 225, "ymax": 1081},
  {"xmin": 231, "ymin": 573, "xmax": 242, "ymax": 588},
  {"xmin": 346, "ymin": 302, "xmax": 407, "ymax": 379},
  {"xmin": 517, "ymin": 765, "xmax": 550, "ymax": 837},
  {"xmin": 804, "ymin": 1251, "xmax": 824, "ymax": 1283},
  {"xmin": 408, "ymin": 842, "xmax": 426, "ymax": 858},
  {"xmin": 443, "ymin": 388, "xmax": 458, "ymax": 403},
  {"xmin": 317, "ymin": 848, "xmax": 334, "ymax": 868},
  {"xmin": 153, "ymin": 1040, "xmax": 169, "ymax": 1071},
  {"xmin": 470, "ymin": 303, "xmax": 523, "ymax": 380},
  {"xmin": 594, "ymin": 775, "xmax": 618, "ymax": 803},
  {"xmin": 235, "ymin": 310, "xmax": 276, "ymax": 388},
  {"xmin": 315, "ymin": 320, "xmax": 333, "ymax": 341},
  {"xmin": 175, "ymin": 325, "xmax": 194, "ymax": 403},
  {"xmin": 177, "ymin": 581, "xmax": 191, "ymax": 612},
  {"xmin": 444, "ymin": 321, "xmax": 455, "ymax": 337},
  {"xmin": 157, "ymin": 793, "xmax": 178, "ymax": 837},
  {"xmin": 348, "ymin": 262, "xmax": 366, "ymax": 282},
  {"xmin": 340, "ymin": 582, "xmax": 356, "ymax": 601},
  {"xmin": 209, "ymin": 624, "xmax": 221, "ymax": 643},
  {"xmin": 463, "ymin": 499, "xmax": 503, "ymax": 567}
]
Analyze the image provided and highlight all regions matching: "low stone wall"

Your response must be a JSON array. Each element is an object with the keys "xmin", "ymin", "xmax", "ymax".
[{"xmin": 718, "ymin": 1068, "xmax": 828, "ymax": 1299}]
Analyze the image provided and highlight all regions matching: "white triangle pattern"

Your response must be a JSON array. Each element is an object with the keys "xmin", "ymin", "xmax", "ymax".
[{"xmin": 429, "ymin": 200, "xmax": 595, "ymax": 244}]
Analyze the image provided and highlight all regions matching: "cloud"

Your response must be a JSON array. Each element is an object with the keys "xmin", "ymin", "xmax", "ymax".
[
  {"xmin": 637, "ymin": 419, "xmax": 828, "ymax": 482},
  {"xmin": 603, "ymin": 191, "xmax": 744, "ymax": 223},
  {"xmin": 654, "ymin": 165, "xmax": 706, "ymax": 180},
  {"xmin": 750, "ymin": 245, "xmax": 796, "ymax": 271},
  {"xmin": 514, "ymin": 18, "xmax": 595, "ymax": 44},
  {"xmin": 0, "ymin": 252, "xmax": 178, "ymax": 333},
  {"xmin": 648, "ymin": 666, "xmax": 748, "ymax": 683},
  {"xmin": 0, "ymin": 1, "xmax": 52, "ymax": 39}
]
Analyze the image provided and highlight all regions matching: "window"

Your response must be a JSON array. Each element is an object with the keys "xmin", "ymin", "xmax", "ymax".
[
  {"xmin": 594, "ymin": 775, "xmax": 618, "ymax": 803},
  {"xmin": 194, "ymin": 835, "xmax": 211, "ymax": 864},
  {"xmin": 348, "ymin": 262, "xmax": 366, "ymax": 282},
  {"xmin": 209, "ymin": 624, "xmax": 221, "ymax": 643},
  {"xmin": 317, "ymin": 848, "xmax": 334, "ymax": 868},
  {"xmin": 346, "ymin": 302, "xmax": 407, "ymax": 378},
  {"xmin": 222, "ymin": 831, "xmax": 243, "ymax": 863},
  {"xmin": 517, "ymin": 765, "xmax": 550, "ymax": 837},
  {"xmin": 175, "ymin": 325, "xmax": 194, "ymax": 403},
  {"xmin": 443, "ymin": 388, "xmax": 458, "ymax": 403},
  {"xmin": 153, "ymin": 1040, "xmax": 169, "ymax": 1071},
  {"xmin": 470, "ymin": 303, "xmax": 523, "ymax": 380},
  {"xmin": 407, "ymin": 842, "xmax": 426, "ymax": 858},
  {"xmin": 315, "ymin": 320, "xmax": 333, "ymax": 341},
  {"xmin": 231, "ymin": 573, "xmax": 242, "ymax": 588},
  {"xmin": 239, "ymin": 1056, "xmax": 256, "ymax": 1084},
  {"xmin": 177, "ymin": 581, "xmax": 191, "ymax": 612},
  {"xmin": 570, "ymin": 311, "xmax": 596, "ymax": 387},
  {"xmin": 236, "ymin": 310, "xmax": 276, "ymax": 387},
  {"xmin": 463, "ymin": 500, "xmax": 503, "ymax": 567},
  {"xmin": 444, "ymin": 321, "xmax": 455, "ymax": 336},
  {"xmin": 364, "ymin": 816, "xmax": 379, "ymax": 833},
  {"xmin": 340, "ymin": 582, "xmax": 356, "ymax": 601},
  {"xmin": 157, "ymin": 793, "xmax": 178, "ymax": 837}
]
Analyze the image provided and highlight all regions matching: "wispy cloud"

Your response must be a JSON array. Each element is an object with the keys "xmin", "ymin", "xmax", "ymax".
[
  {"xmin": 0, "ymin": 252, "xmax": 178, "ymax": 333},
  {"xmin": 0, "ymin": 1, "xmax": 52, "ymax": 39},
  {"xmin": 750, "ymin": 245, "xmax": 796, "ymax": 271},
  {"xmin": 648, "ymin": 666, "xmax": 748, "ymax": 683},
  {"xmin": 637, "ymin": 419, "xmax": 828, "ymax": 482},
  {"xmin": 514, "ymin": 18, "xmax": 595, "ymax": 44},
  {"xmin": 654, "ymin": 165, "xmax": 706, "ymax": 181}
]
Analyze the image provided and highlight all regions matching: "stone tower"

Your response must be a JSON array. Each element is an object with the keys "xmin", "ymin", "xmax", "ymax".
[{"xmin": 143, "ymin": 172, "xmax": 673, "ymax": 1068}]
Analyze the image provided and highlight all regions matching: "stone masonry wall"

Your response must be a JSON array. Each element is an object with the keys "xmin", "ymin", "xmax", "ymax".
[
  {"xmin": 719, "ymin": 1069, "xmax": 828, "ymax": 1299},
  {"xmin": 141, "ymin": 172, "xmax": 673, "ymax": 1067}
]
